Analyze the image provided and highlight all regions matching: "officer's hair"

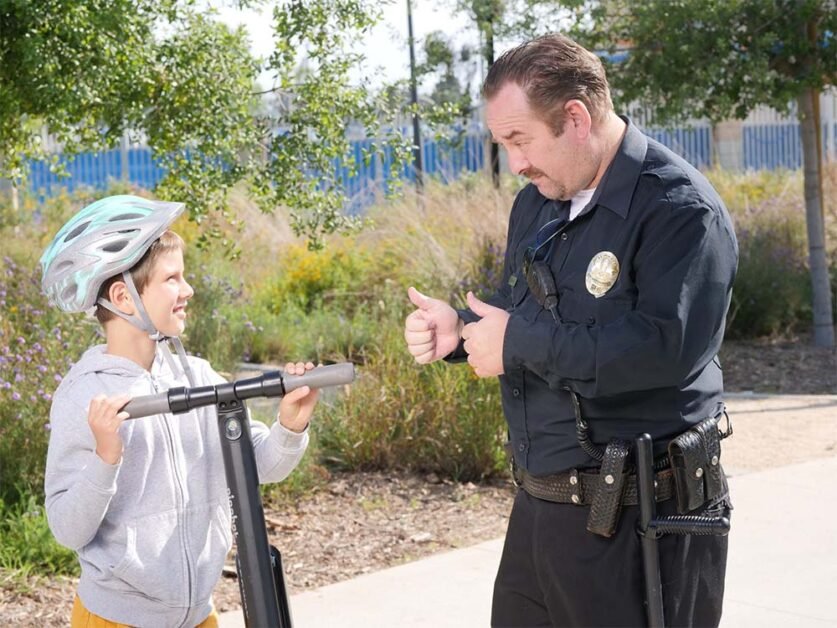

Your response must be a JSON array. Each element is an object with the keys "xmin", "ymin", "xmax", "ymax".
[
  {"xmin": 95, "ymin": 230, "xmax": 185, "ymax": 325},
  {"xmin": 483, "ymin": 33, "xmax": 613, "ymax": 135}
]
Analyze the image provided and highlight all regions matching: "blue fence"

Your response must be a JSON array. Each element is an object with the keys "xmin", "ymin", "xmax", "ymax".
[
  {"xmin": 644, "ymin": 126, "xmax": 713, "ymax": 169},
  {"xmin": 28, "ymin": 147, "xmax": 166, "ymax": 197},
  {"xmin": 744, "ymin": 123, "xmax": 837, "ymax": 170},
  {"xmin": 331, "ymin": 134, "xmax": 486, "ymax": 213},
  {"xmin": 24, "ymin": 122, "xmax": 832, "ymax": 212}
]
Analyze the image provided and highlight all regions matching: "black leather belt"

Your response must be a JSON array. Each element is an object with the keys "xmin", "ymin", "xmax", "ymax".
[{"xmin": 514, "ymin": 466, "xmax": 675, "ymax": 506}]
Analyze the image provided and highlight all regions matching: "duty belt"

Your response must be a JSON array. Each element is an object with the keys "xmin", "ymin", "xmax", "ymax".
[{"xmin": 514, "ymin": 466, "xmax": 675, "ymax": 508}]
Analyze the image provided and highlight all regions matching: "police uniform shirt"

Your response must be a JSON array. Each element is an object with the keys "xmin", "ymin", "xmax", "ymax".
[{"xmin": 453, "ymin": 118, "xmax": 739, "ymax": 477}]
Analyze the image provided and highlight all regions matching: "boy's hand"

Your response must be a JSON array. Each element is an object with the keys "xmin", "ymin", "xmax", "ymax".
[
  {"xmin": 88, "ymin": 394, "xmax": 131, "ymax": 465},
  {"xmin": 278, "ymin": 361, "xmax": 319, "ymax": 433}
]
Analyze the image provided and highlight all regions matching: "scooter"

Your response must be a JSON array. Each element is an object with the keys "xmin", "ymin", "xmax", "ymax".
[{"xmin": 123, "ymin": 362, "xmax": 356, "ymax": 628}]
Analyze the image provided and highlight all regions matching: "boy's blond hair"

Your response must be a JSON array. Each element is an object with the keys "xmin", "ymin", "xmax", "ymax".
[{"xmin": 95, "ymin": 230, "xmax": 185, "ymax": 324}]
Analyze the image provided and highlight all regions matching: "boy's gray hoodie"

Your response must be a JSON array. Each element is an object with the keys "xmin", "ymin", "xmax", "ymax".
[{"xmin": 45, "ymin": 345, "xmax": 308, "ymax": 627}]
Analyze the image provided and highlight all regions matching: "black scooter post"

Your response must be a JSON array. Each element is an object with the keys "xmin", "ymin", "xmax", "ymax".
[{"xmin": 123, "ymin": 363, "xmax": 356, "ymax": 628}]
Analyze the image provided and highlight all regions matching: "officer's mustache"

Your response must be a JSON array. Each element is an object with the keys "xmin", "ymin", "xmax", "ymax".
[{"xmin": 522, "ymin": 168, "xmax": 546, "ymax": 180}]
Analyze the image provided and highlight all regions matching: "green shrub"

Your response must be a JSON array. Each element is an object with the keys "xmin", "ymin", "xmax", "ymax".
[
  {"xmin": 182, "ymin": 258, "xmax": 257, "ymax": 374},
  {"xmin": 726, "ymin": 195, "xmax": 812, "ymax": 338},
  {"xmin": 314, "ymin": 320, "xmax": 507, "ymax": 482},
  {"xmin": 0, "ymin": 494, "xmax": 79, "ymax": 579},
  {"xmin": 234, "ymin": 402, "xmax": 333, "ymax": 506},
  {"xmin": 0, "ymin": 255, "xmax": 96, "ymax": 505}
]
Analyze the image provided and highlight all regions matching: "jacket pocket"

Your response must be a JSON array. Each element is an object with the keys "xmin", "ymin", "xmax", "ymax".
[
  {"xmin": 191, "ymin": 502, "xmax": 234, "ymax": 605},
  {"xmin": 111, "ymin": 510, "xmax": 187, "ymax": 605}
]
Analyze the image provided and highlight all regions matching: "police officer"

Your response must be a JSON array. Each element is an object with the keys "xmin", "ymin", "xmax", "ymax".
[{"xmin": 404, "ymin": 33, "xmax": 737, "ymax": 627}]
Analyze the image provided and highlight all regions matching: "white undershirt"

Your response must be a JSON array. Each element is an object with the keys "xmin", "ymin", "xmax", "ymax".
[{"xmin": 570, "ymin": 187, "xmax": 596, "ymax": 221}]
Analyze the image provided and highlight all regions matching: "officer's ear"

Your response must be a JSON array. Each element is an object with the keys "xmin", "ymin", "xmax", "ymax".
[{"xmin": 563, "ymin": 99, "xmax": 592, "ymax": 140}]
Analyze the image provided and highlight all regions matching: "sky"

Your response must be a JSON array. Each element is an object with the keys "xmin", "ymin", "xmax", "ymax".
[{"xmin": 214, "ymin": 1, "xmax": 481, "ymax": 92}]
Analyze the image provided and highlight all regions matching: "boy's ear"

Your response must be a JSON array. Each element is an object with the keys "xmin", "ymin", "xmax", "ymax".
[{"xmin": 107, "ymin": 280, "xmax": 135, "ymax": 314}]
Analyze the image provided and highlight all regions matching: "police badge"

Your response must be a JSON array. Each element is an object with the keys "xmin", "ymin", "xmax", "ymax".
[{"xmin": 585, "ymin": 251, "xmax": 620, "ymax": 298}]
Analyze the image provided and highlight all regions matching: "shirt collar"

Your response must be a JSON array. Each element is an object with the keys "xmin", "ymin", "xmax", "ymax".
[{"xmin": 587, "ymin": 116, "xmax": 647, "ymax": 220}]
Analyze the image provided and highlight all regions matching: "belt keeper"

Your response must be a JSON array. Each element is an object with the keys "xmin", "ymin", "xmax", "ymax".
[{"xmin": 569, "ymin": 469, "xmax": 581, "ymax": 504}]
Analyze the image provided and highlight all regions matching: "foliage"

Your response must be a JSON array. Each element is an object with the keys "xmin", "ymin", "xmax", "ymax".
[
  {"xmin": 0, "ymin": 0, "xmax": 415, "ymax": 248},
  {"xmin": 0, "ymin": 494, "xmax": 79, "ymax": 579},
  {"xmin": 454, "ymin": 237, "xmax": 506, "ymax": 305},
  {"xmin": 580, "ymin": 0, "xmax": 837, "ymax": 123},
  {"xmin": 727, "ymin": 195, "xmax": 813, "ymax": 337},
  {"xmin": 314, "ymin": 315, "xmax": 507, "ymax": 482},
  {"xmin": 181, "ymin": 261, "xmax": 258, "ymax": 374},
  {"xmin": 250, "ymin": 0, "xmax": 415, "ymax": 249},
  {"xmin": 0, "ymin": 254, "xmax": 96, "ymax": 506},
  {"xmin": 0, "ymin": 1, "xmax": 260, "ymax": 223}
]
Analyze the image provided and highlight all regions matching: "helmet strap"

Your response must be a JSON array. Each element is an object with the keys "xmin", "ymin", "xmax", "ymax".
[{"xmin": 96, "ymin": 272, "xmax": 196, "ymax": 386}]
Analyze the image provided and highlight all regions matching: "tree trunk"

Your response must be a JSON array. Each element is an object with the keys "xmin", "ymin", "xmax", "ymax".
[
  {"xmin": 485, "ymin": 23, "xmax": 500, "ymax": 188},
  {"xmin": 797, "ymin": 89, "xmax": 835, "ymax": 347}
]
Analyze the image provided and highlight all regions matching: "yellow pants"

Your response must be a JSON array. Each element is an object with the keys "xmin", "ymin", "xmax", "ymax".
[{"xmin": 71, "ymin": 594, "xmax": 219, "ymax": 628}]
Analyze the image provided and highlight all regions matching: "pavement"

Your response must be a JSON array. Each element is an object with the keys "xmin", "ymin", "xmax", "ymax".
[{"xmin": 219, "ymin": 394, "xmax": 837, "ymax": 627}]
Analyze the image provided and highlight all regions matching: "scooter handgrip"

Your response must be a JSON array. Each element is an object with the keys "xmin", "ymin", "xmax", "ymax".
[
  {"xmin": 123, "ymin": 393, "xmax": 171, "ymax": 419},
  {"xmin": 281, "ymin": 362, "xmax": 356, "ymax": 394}
]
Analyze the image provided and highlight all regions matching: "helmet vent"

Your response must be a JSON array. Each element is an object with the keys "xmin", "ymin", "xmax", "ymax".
[
  {"xmin": 55, "ymin": 260, "xmax": 74, "ymax": 271},
  {"xmin": 60, "ymin": 284, "xmax": 77, "ymax": 302},
  {"xmin": 101, "ymin": 240, "xmax": 130, "ymax": 253},
  {"xmin": 109, "ymin": 213, "xmax": 145, "ymax": 222},
  {"xmin": 64, "ymin": 221, "xmax": 91, "ymax": 242}
]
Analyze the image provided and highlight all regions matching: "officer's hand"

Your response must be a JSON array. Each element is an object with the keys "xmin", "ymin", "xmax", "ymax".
[
  {"xmin": 461, "ymin": 292, "xmax": 509, "ymax": 378},
  {"xmin": 88, "ymin": 393, "xmax": 131, "ymax": 465},
  {"xmin": 278, "ymin": 361, "xmax": 319, "ymax": 433},
  {"xmin": 405, "ymin": 287, "xmax": 463, "ymax": 364}
]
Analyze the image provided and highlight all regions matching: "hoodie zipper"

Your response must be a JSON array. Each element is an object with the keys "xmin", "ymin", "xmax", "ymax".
[{"xmin": 149, "ymin": 372, "xmax": 194, "ymax": 627}]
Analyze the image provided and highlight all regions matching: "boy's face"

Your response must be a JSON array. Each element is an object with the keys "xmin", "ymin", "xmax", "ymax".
[{"xmin": 139, "ymin": 248, "xmax": 193, "ymax": 337}]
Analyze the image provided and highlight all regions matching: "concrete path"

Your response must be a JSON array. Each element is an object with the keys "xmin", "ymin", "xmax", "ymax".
[{"xmin": 220, "ymin": 395, "xmax": 837, "ymax": 627}]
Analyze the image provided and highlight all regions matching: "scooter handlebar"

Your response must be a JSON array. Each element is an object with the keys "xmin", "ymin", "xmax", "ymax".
[
  {"xmin": 123, "ymin": 393, "xmax": 172, "ymax": 419},
  {"xmin": 281, "ymin": 362, "xmax": 356, "ymax": 394},
  {"xmin": 123, "ymin": 362, "xmax": 356, "ymax": 419}
]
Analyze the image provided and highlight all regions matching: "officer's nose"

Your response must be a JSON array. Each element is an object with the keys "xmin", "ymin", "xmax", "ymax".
[{"xmin": 507, "ymin": 148, "xmax": 530, "ymax": 177}]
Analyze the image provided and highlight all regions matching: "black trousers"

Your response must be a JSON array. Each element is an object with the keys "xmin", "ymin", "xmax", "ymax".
[{"xmin": 491, "ymin": 489, "xmax": 729, "ymax": 628}]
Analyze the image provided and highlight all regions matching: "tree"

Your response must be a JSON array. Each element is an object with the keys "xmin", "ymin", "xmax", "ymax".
[
  {"xmin": 581, "ymin": 0, "xmax": 837, "ymax": 347},
  {"xmin": 0, "ymin": 1, "xmax": 261, "ymax": 220},
  {"xmin": 0, "ymin": 0, "xmax": 413, "ymax": 248},
  {"xmin": 448, "ymin": 0, "xmax": 574, "ymax": 186},
  {"xmin": 419, "ymin": 31, "xmax": 476, "ymax": 113},
  {"xmin": 257, "ymin": 0, "xmax": 414, "ymax": 246}
]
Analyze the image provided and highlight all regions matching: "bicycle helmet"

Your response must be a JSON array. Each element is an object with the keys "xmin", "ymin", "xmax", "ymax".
[
  {"xmin": 41, "ymin": 195, "xmax": 196, "ymax": 386},
  {"xmin": 40, "ymin": 195, "xmax": 185, "ymax": 313}
]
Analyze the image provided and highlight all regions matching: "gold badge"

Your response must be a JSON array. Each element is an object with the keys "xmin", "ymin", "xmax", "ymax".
[{"xmin": 585, "ymin": 251, "xmax": 620, "ymax": 298}]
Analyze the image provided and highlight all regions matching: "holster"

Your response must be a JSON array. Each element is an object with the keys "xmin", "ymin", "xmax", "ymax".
[
  {"xmin": 667, "ymin": 417, "xmax": 727, "ymax": 514},
  {"xmin": 586, "ymin": 438, "xmax": 630, "ymax": 537}
]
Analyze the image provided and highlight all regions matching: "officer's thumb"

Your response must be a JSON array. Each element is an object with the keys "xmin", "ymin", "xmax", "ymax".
[
  {"xmin": 466, "ymin": 291, "xmax": 493, "ymax": 317},
  {"xmin": 408, "ymin": 286, "xmax": 433, "ymax": 311}
]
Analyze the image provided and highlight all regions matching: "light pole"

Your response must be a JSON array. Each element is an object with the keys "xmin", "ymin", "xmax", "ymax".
[{"xmin": 407, "ymin": 0, "xmax": 424, "ymax": 198}]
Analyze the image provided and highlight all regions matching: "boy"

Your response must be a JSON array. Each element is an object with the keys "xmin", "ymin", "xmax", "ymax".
[{"xmin": 40, "ymin": 195, "xmax": 318, "ymax": 627}]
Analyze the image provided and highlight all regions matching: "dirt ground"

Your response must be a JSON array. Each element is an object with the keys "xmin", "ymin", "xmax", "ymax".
[{"xmin": 1, "ymin": 335, "xmax": 834, "ymax": 626}]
